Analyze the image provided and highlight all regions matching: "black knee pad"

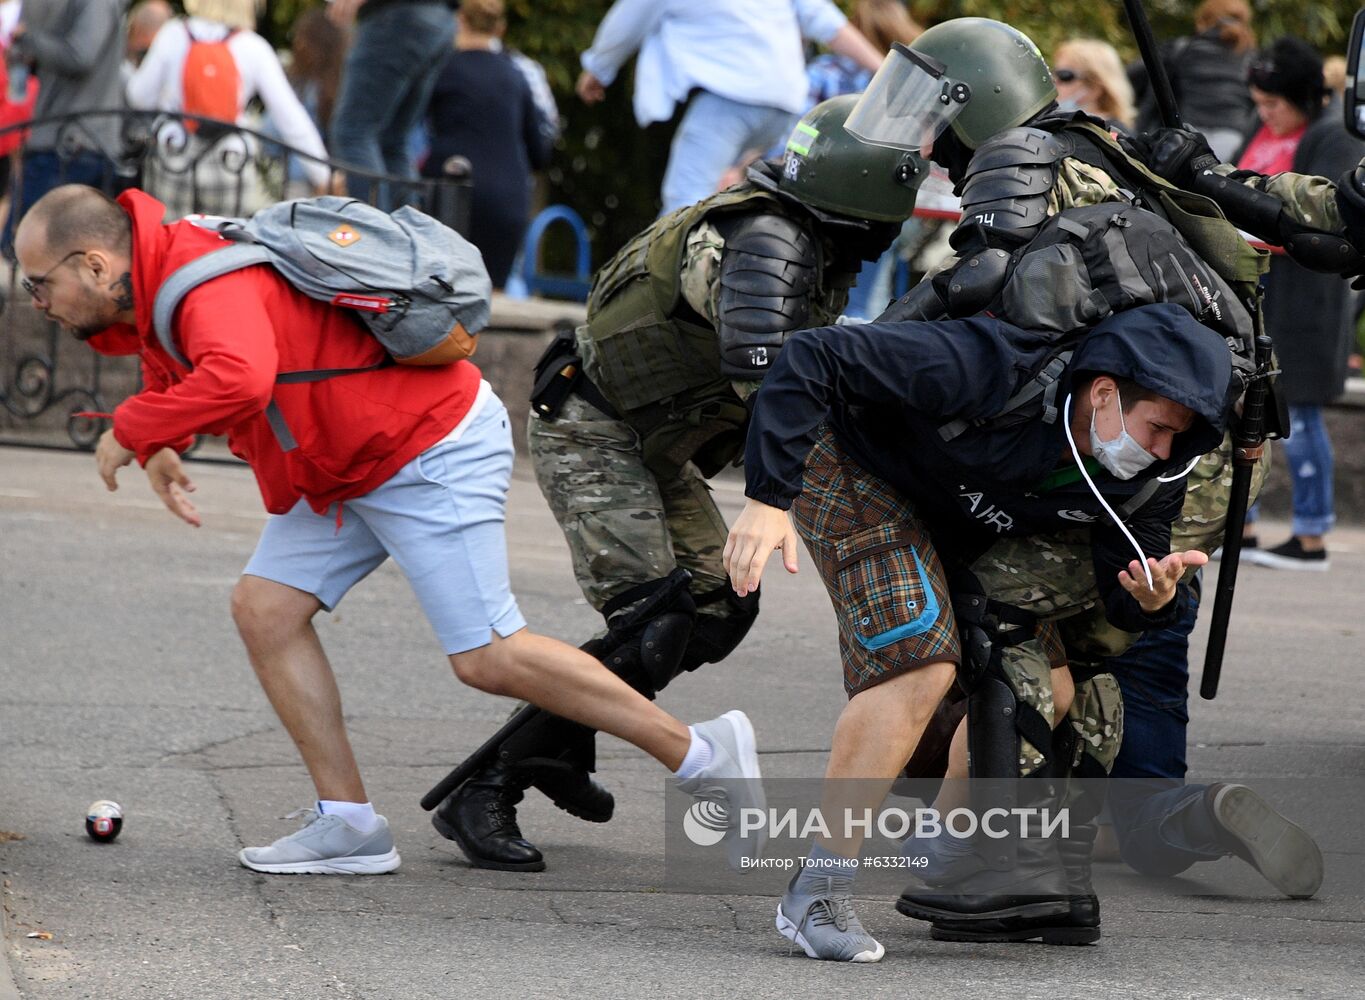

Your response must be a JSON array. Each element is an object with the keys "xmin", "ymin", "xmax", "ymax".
[{"xmin": 677, "ymin": 585, "xmax": 760, "ymax": 672}]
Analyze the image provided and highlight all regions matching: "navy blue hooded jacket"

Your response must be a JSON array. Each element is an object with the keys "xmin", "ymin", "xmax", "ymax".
[{"xmin": 744, "ymin": 303, "xmax": 1235, "ymax": 632}]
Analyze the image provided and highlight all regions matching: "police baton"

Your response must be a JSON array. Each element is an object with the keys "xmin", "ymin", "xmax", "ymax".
[
  {"xmin": 420, "ymin": 704, "xmax": 539, "ymax": 810},
  {"xmin": 1201, "ymin": 335, "xmax": 1274, "ymax": 699},
  {"xmin": 1120, "ymin": 0, "xmax": 1182, "ymax": 129}
]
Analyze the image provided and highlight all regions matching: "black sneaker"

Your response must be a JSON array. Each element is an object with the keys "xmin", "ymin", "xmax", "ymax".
[
  {"xmin": 1250, "ymin": 537, "xmax": 1329, "ymax": 572},
  {"xmin": 1210, "ymin": 536, "xmax": 1257, "ymax": 562}
]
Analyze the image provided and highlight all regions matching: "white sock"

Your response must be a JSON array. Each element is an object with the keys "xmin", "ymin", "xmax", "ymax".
[
  {"xmin": 318, "ymin": 799, "xmax": 380, "ymax": 834},
  {"xmin": 674, "ymin": 726, "xmax": 714, "ymax": 779}
]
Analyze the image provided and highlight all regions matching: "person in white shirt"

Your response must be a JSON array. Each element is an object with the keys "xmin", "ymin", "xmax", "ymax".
[
  {"xmin": 577, "ymin": 0, "xmax": 882, "ymax": 215},
  {"xmin": 126, "ymin": 0, "xmax": 329, "ymax": 218}
]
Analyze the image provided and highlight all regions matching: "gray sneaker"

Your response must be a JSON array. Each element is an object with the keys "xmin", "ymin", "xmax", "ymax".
[
  {"xmin": 239, "ymin": 808, "xmax": 401, "ymax": 875},
  {"xmin": 777, "ymin": 875, "xmax": 885, "ymax": 963},
  {"xmin": 1208, "ymin": 784, "xmax": 1323, "ymax": 899},
  {"xmin": 677, "ymin": 710, "xmax": 765, "ymax": 869}
]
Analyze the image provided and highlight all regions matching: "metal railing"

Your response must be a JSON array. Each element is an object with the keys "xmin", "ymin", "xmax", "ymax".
[{"xmin": 0, "ymin": 109, "xmax": 472, "ymax": 450}]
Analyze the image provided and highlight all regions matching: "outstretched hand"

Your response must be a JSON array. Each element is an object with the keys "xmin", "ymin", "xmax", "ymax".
[
  {"xmin": 723, "ymin": 498, "xmax": 799, "ymax": 597},
  {"xmin": 144, "ymin": 447, "xmax": 201, "ymax": 527},
  {"xmin": 1118, "ymin": 549, "xmax": 1208, "ymax": 612},
  {"xmin": 95, "ymin": 428, "xmax": 134, "ymax": 491}
]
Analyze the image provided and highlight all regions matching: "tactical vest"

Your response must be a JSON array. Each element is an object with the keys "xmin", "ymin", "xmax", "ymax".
[{"xmin": 578, "ymin": 184, "xmax": 851, "ymax": 477}]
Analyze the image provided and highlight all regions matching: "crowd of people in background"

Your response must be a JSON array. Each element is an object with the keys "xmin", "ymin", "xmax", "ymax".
[{"xmin": 0, "ymin": 0, "xmax": 1358, "ymax": 520}]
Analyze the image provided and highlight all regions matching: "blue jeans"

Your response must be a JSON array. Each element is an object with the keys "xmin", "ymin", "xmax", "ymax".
[
  {"xmin": 2, "ymin": 149, "xmax": 115, "ymax": 255},
  {"xmin": 1282, "ymin": 405, "xmax": 1335, "ymax": 537},
  {"xmin": 1245, "ymin": 404, "xmax": 1334, "ymax": 537},
  {"xmin": 1107, "ymin": 586, "xmax": 1226, "ymax": 876},
  {"xmin": 661, "ymin": 91, "xmax": 797, "ymax": 215},
  {"xmin": 329, "ymin": 1, "xmax": 455, "ymax": 207}
]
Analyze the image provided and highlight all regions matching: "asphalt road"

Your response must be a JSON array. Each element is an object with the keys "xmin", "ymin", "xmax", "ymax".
[{"xmin": 1, "ymin": 446, "xmax": 1362, "ymax": 999}]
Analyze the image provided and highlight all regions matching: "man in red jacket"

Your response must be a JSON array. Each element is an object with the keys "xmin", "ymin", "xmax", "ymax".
[{"xmin": 14, "ymin": 184, "xmax": 765, "ymax": 875}]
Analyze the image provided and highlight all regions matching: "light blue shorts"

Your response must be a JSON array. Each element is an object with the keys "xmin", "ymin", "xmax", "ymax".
[{"xmin": 242, "ymin": 393, "xmax": 527, "ymax": 654}]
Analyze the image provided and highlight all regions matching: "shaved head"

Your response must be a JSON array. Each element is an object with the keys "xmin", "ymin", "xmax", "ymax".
[
  {"xmin": 14, "ymin": 186, "xmax": 136, "ymax": 341},
  {"xmin": 18, "ymin": 184, "xmax": 132, "ymax": 259}
]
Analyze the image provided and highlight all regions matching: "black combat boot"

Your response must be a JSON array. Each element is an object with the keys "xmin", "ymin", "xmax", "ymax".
[
  {"xmin": 521, "ymin": 753, "xmax": 616, "ymax": 823},
  {"xmin": 1058, "ymin": 819, "xmax": 1101, "ymax": 939},
  {"xmin": 897, "ymin": 809, "xmax": 1095, "ymax": 945},
  {"xmin": 432, "ymin": 761, "xmax": 546, "ymax": 872}
]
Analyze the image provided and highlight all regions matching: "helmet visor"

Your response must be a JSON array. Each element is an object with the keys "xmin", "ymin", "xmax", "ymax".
[{"xmin": 845, "ymin": 43, "xmax": 971, "ymax": 152}]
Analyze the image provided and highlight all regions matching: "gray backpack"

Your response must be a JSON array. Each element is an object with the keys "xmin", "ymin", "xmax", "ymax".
[{"xmin": 152, "ymin": 196, "xmax": 492, "ymax": 374}]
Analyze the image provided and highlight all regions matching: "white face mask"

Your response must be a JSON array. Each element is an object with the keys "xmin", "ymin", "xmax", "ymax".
[{"xmin": 1089, "ymin": 388, "xmax": 1157, "ymax": 480}]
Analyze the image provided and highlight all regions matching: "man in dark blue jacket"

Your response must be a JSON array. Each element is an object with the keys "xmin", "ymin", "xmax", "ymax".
[{"xmin": 723, "ymin": 302, "xmax": 1235, "ymax": 963}]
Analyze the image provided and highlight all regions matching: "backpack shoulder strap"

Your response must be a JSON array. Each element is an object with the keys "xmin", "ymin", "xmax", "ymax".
[
  {"xmin": 152, "ymin": 242, "xmax": 274, "ymax": 368},
  {"xmin": 1118, "ymin": 477, "xmax": 1163, "ymax": 517},
  {"xmin": 939, "ymin": 350, "xmax": 1073, "ymax": 443}
]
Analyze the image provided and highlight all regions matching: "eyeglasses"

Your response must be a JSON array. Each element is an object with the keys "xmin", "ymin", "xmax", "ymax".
[
  {"xmin": 1052, "ymin": 68, "xmax": 1082, "ymax": 84},
  {"xmin": 20, "ymin": 249, "xmax": 87, "ymax": 301}
]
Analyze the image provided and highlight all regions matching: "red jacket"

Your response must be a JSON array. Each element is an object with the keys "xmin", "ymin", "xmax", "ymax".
[{"xmin": 99, "ymin": 190, "xmax": 482, "ymax": 515}]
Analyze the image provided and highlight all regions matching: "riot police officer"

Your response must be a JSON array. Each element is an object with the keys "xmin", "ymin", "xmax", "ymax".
[{"xmin": 431, "ymin": 96, "xmax": 927, "ymax": 872}]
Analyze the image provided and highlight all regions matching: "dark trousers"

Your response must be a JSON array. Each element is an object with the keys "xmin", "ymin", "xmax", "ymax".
[{"xmin": 1106, "ymin": 586, "xmax": 1226, "ymax": 876}]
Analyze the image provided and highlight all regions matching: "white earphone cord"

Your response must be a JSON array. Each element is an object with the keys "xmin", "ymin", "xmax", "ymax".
[
  {"xmin": 1062, "ymin": 393, "xmax": 1154, "ymax": 590},
  {"xmin": 1158, "ymin": 454, "xmax": 1203, "ymax": 483}
]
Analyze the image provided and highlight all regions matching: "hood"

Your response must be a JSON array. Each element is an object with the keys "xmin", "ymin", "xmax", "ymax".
[
  {"xmin": 1069, "ymin": 302, "xmax": 1234, "ymax": 459},
  {"xmin": 87, "ymin": 190, "xmax": 230, "ymax": 358},
  {"xmin": 84, "ymin": 190, "xmax": 172, "ymax": 356},
  {"xmin": 119, "ymin": 189, "xmax": 177, "ymax": 337}
]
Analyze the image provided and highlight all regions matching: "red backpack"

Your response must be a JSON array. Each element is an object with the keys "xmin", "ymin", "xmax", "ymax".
[{"xmin": 181, "ymin": 24, "xmax": 240, "ymax": 132}]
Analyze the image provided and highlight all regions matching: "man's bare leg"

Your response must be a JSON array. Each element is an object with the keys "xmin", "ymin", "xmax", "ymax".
[
  {"xmin": 934, "ymin": 664, "xmax": 1076, "ymax": 814},
  {"xmin": 814, "ymin": 660, "xmax": 958, "ymax": 859},
  {"xmin": 232, "ymin": 575, "xmax": 367, "ymax": 803},
  {"xmin": 448, "ymin": 629, "xmax": 690, "ymax": 770}
]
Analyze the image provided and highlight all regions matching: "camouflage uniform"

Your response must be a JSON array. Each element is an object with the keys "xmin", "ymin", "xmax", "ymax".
[
  {"xmin": 530, "ymin": 222, "xmax": 737, "ymax": 611},
  {"xmin": 531, "ymin": 186, "xmax": 855, "ymax": 628}
]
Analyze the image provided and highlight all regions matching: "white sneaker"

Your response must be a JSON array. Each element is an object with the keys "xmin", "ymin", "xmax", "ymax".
[
  {"xmin": 677, "ymin": 710, "xmax": 765, "ymax": 869},
  {"xmin": 239, "ymin": 808, "xmax": 401, "ymax": 875}
]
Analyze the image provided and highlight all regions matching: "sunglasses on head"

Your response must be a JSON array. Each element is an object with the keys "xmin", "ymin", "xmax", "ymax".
[{"xmin": 1052, "ymin": 68, "xmax": 1082, "ymax": 83}]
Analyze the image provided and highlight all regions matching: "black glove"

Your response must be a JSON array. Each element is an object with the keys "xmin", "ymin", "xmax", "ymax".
[
  {"xmin": 1131, "ymin": 126, "xmax": 1222, "ymax": 188},
  {"xmin": 1335, "ymin": 161, "xmax": 1365, "ymax": 287}
]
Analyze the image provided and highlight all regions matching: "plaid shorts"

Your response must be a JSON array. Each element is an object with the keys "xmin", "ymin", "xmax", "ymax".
[
  {"xmin": 792, "ymin": 427, "xmax": 1066, "ymax": 697},
  {"xmin": 791, "ymin": 427, "xmax": 961, "ymax": 695}
]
